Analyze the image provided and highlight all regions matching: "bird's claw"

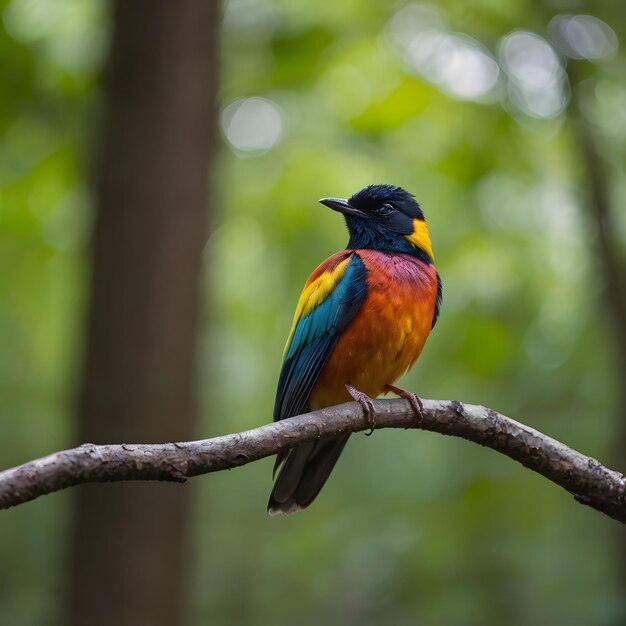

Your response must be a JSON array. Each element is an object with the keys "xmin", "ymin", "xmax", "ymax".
[
  {"xmin": 345, "ymin": 382, "xmax": 377, "ymax": 435},
  {"xmin": 384, "ymin": 384, "xmax": 424, "ymax": 424}
]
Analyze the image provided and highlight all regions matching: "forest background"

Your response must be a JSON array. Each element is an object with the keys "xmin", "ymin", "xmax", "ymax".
[{"xmin": 0, "ymin": 1, "xmax": 625, "ymax": 625}]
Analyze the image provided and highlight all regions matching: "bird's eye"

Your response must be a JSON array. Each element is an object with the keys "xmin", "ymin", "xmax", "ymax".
[{"xmin": 377, "ymin": 204, "xmax": 394, "ymax": 216}]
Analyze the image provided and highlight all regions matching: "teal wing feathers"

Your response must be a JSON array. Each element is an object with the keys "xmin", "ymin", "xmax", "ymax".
[{"xmin": 273, "ymin": 252, "xmax": 367, "ymax": 423}]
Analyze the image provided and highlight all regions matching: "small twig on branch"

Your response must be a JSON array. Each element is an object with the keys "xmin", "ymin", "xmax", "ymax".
[{"xmin": 0, "ymin": 399, "xmax": 624, "ymax": 521}]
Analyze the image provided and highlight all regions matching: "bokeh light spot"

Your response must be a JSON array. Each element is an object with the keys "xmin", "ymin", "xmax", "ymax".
[
  {"xmin": 549, "ymin": 14, "xmax": 618, "ymax": 61},
  {"xmin": 500, "ymin": 31, "xmax": 568, "ymax": 118},
  {"xmin": 405, "ymin": 30, "xmax": 500, "ymax": 100},
  {"xmin": 221, "ymin": 97, "xmax": 283, "ymax": 156}
]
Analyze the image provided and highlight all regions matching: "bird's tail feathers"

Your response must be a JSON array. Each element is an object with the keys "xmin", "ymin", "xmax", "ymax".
[{"xmin": 268, "ymin": 435, "xmax": 350, "ymax": 515}]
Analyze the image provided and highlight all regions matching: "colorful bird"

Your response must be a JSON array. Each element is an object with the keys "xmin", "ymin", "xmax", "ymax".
[{"xmin": 268, "ymin": 184, "xmax": 442, "ymax": 514}]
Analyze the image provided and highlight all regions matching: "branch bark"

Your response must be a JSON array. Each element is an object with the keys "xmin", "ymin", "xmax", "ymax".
[{"xmin": 1, "ymin": 398, "xmax": 625, "ymax": 521}]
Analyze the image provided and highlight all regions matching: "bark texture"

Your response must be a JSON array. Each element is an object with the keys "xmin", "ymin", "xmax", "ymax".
[
  {"xmin": 2, "ymin": 399, "xmax": 625, "ymax": 523},
  {"xmin": 68, "ymin": 2, "xmax": 219, "ymax": 625}
]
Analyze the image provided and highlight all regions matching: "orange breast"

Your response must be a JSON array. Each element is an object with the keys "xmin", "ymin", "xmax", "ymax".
[{"xmin": 311, "ymin": 249, "xmax": 438, "ymax": 408}]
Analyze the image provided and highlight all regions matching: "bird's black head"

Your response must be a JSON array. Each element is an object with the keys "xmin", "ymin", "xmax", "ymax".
[{"xmin": 319, "ymin": 184, "xmax": 434, "ymax": 263}]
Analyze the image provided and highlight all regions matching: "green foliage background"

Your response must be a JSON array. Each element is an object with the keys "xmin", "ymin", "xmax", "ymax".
[{"xmin": 0, "ymin": 0, "xmax": 625, "ymax": 624}]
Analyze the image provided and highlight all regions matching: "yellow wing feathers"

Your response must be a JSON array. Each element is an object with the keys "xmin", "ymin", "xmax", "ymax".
[{"xmin": 283, "ymin": 256, "xmax": 351, "ymax": 354}]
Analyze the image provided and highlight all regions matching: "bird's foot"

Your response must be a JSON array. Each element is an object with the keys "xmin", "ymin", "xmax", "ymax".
[
  {"xmin": 384, "ymin": 384, "xmax": 424, "ymax": 423},
  {"xmin": 345, "ymin": 382, "xmax": 377, "ymax": 436}
]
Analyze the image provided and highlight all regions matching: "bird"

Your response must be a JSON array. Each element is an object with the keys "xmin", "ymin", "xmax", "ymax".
[{"xmin": 268, "ymin": 184, "xmax": 442, "ymax": 515}]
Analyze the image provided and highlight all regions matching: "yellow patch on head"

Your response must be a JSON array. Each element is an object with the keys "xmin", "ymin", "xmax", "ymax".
[
  {"xmin": 284, "ymin": 257, "xmax": 351, "ymax": 354},
  {"xmin": 406, "ymin": 218, "xmax": 434, "ymax": 261}
]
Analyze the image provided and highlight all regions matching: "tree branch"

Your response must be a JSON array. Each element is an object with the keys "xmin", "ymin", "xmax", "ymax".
[{"xmin": 1, "ymin": 399, "xmax": 625, "ymax": 521}]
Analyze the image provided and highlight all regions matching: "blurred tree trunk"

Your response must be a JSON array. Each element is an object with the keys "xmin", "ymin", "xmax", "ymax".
[
  {"xmin": 67, "ymin": 2, "xmax": 219, "ymax": 626},
  {"xmin": 568, "ymin": 64, "xmax": 626, "ymax": 590}
]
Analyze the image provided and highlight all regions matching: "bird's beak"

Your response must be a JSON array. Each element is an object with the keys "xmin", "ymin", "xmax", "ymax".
[{"xmin": 319, "ymin": 197, "xmax": 367, "ymax": 218}]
